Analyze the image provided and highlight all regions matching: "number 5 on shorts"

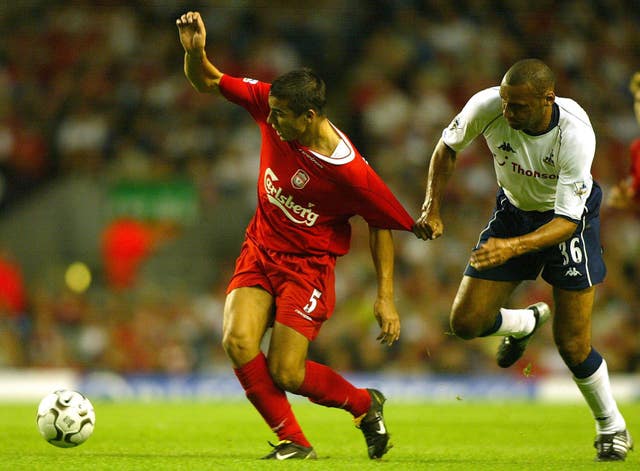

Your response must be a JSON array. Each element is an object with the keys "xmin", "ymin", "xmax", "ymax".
[{"xmin": 303, "ymin": 289, "xmax": 322, "ymax": 314}]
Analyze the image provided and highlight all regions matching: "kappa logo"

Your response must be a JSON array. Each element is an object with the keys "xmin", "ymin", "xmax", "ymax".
[
  {"xmin": 448, "ymin": 117, "xmax": 461, "ymax": 131},
  {"xmin": 498, "ymin": 142, "xmax": 516, "ymax": 153},
  {"xmin": 564, "ymin": 267, "xmax": 582, "ymax": 277}
]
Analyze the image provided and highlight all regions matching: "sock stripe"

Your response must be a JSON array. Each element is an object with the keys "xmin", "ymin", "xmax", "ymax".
[
  {"xmin": 479, "ymin": 313, "xmax": 502, "ymax": 337},
  {"xmin": 569, "ymin": 347, "xmax": 603, "ymax": 379}
]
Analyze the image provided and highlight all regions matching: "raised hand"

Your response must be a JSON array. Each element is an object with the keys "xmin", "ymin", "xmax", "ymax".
[{"xmin": 176, "ymin": 11, "xmax": 207, "ymax": 54}]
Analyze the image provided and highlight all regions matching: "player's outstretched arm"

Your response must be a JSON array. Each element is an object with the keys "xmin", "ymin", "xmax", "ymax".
[
  {"xmin": 414, "ymin": 139, "xmax": 457, "ymax": 240},
  {"xmin": 368, "ymin": 227, "xmax": 400, "ymax": 346},
  {"xmin": 470, "ymin": 217, "xmax": 578, "ymax": 271},
  {"xmin": 176, "ymin": 11, "xmax": 223, "ymax": 94}
]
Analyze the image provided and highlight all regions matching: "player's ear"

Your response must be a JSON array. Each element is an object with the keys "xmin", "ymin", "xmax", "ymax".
[{"xmin": 545, "ymin": 91, "xmax": 555, "ymax": 105}]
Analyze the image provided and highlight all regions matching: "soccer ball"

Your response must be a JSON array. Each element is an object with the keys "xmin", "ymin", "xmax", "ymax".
[{"xmin": 36, "ymin": 389, "xmax": 96, "ymax": 448}]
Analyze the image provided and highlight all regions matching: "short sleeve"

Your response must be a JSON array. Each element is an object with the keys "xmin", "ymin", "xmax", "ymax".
[{"xmin": 442, "ymin": 87, "xmax": 502, "ymax": 153}]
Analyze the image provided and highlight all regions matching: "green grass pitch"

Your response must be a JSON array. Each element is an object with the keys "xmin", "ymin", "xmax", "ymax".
[{"xmin": 2, "ymin": 399, "xmax": 638, "ymax": 470}]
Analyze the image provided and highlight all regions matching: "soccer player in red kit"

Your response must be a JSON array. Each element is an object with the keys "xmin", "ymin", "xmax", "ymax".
[
  {"xmin": 608, "ymin": 71, "xmax": 640, "ymax": 210},
  {"xmin": 177, "ymin": 12, "xmax": 413, "ymax": 460}
]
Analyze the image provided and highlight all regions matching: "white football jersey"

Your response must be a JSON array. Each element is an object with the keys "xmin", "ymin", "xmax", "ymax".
[{"xmin": 442, "ymin": 87, "xmax": 595, "ymax": 221}]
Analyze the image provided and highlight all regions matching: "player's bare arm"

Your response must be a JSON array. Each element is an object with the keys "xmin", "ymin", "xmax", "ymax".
[
  {"xmin": 470, "ymin": 217, "xmax": 578, "ymax": 270},
  {"xmin": 176, "ymin": 11, "xmax": 223, "ymax": 93},
  {"xmin": 368, "ymin": 227, "xmax": 400, "ymax": 346},
  {"xmin": 414, "ymin": 139, "xmax": 457, "ymax": 240}
]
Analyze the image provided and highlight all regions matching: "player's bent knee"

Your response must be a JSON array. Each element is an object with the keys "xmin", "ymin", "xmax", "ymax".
[
  {"xmin": 221, "ymin": 330, "xmax": 259, "ymax": 363},
  {"xmin": 268, "ymin": 363, "xmax": 303, "ymax": 392},
  {"xmin": 450, "ymin": 314, "xmax": 481, "ymax": 340}
]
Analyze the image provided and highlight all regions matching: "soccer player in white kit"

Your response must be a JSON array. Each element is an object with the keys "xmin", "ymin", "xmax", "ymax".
[{"xmin": 414, "ymin": 59, "xmax": 633, "ymax": 461}]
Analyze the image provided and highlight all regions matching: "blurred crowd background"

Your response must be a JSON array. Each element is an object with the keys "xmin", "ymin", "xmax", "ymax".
[{"xmin": 0, "ymin": 0, "xmax": 638, "ymax": 377}]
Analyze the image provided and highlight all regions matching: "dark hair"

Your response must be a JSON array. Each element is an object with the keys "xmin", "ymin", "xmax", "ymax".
[
  {"xmin": 270, "ymin": 68, "xmax": 327, "ymax": 116},
  {"xmin": 503, "ymin": 59, "xmax": 555, "ymax": 96}
]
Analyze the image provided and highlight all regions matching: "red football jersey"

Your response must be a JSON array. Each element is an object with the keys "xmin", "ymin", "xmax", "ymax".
[{"xmin": 219, "ymin": 74, "xmax": 414, "ymax": 256}]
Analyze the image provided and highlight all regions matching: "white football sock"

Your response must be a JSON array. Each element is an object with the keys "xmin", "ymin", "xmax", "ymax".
[
  {"xmin": 491, "ymin": 307, "xmax": 536, "ymax": 338},
  {"xmin": 573, "ymin": 359, "xmax": 626, "ymax": 434}
]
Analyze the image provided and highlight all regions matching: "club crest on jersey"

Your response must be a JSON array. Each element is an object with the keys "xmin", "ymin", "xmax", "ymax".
[
  {"xmin": 264, "ymin": 168, "xmax": 319, "ymax": 226},
  {"xmin": 291, "ymin": 169, "xmax": 310, "ymax": 189}
]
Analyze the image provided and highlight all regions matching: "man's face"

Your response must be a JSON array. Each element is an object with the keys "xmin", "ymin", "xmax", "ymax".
[
  {"xmin": 633, "ymin": 90, "xmax": 640, "ymax": 126},
  {"xmin": 499, "ymin": 82, "xmax": 552, "ymax": 133},
  {"xmin": 267, "ymin": 95, "xmax": 309, "ymax": 141}
]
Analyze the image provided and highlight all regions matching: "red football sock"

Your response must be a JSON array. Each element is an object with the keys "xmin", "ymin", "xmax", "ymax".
[
  {"xmin": 234, "ymin": 353, "xmax": 310, "ymax": 447},
  {"xmin": 296, "ymin": 360, "xmax": 371, "ymax": 418}
]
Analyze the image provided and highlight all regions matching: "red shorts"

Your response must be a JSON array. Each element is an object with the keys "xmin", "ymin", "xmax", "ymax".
[{"xmin": 226, "ymin": 237, "xmax": 337, "ymax": 340}]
